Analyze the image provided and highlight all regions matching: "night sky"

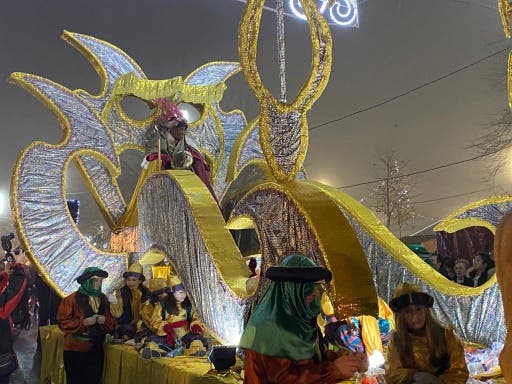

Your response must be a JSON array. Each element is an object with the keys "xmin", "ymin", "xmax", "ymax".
[{"xmin": 0, "ymin": 0, "xmax": 508, "ymax": 237}]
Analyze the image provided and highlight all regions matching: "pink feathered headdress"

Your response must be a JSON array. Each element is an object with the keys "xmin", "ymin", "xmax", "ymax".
[{"xmin": 154, "ymin": 98, "xmax": 187, "ymax": 128}]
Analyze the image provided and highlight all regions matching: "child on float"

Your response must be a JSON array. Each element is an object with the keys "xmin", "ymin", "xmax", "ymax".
[
  {"xmin": 321, "ymin": 295, "xmax": 394, "ymax": 355},
  {"xmin": 109, "ymin": 262, "xmax": 149, "ymax": 339},
  {"xmin": 385, "ymin": 282, "xmax": 468, "ymax": 384},
  {"xmin": 138, "ymin": 273, "xmax": 206, "ymax": 351},
  {"xmin": 149, "ymin": 275, "xmax": 207, "ymax": 350}
]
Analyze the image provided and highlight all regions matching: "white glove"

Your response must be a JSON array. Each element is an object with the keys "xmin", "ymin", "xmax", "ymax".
[
  {"xmin": 141, "ymin": 156, "xmax": 150, "ymax": 169},
  {"xmin": 107, "ymin": 293, "xmax": 118, "ymax": 304}
]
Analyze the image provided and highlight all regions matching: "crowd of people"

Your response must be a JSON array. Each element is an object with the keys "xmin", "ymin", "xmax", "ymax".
[{"xmin": 428, "ymin": 251, "xmax": 495, "ymax": 287}]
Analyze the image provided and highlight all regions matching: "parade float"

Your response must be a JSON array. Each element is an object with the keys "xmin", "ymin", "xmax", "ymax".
[{"xmin": 7, "ymin": 0, "xmax": 511, "ymax": 382}]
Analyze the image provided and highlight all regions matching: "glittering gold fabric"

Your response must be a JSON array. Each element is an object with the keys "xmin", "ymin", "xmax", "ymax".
[
  {"xmin": 499, "ymin": 0, "xmax": 512, "ymax": 38},
  {"xmin": 230, "ymin": 180, "xmax": 379, "ymax": 319},
  {"xmin": 238, "ymin": 0, "xmax": 332, "ymax": 182},
  {"xmin": 109, "ymin": 227, "xmax": 140, "ymax": 253}
]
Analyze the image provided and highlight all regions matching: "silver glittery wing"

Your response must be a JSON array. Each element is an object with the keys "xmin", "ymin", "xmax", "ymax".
[
  {"xmin": 62, "ymin": 31, "xmax": 151, "ymax": 226},
  {"xmin": 10, "ymin": 73, "xmax": 127, "ymax": 296},
  {"xmin": 137, "ymin": 171, "xmax": 253, "ymax": 344}
]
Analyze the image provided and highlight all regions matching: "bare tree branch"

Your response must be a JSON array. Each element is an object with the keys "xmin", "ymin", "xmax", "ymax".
[
  {"xmin": 364, "ymin": 150, "xmax": 418, "ymax": 237},
  {"xmin": 469, "ymin": 108, "xmax": 512, "ymax": 180}
]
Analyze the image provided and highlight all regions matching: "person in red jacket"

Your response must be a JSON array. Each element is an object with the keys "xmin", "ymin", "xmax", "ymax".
[
  {"xmin": 57, "ymin": 267, "xmax": 116, "ymax": 384},
  {"xmin": 0, "ymin": 250, "xmax": 28, "ymax": 384},
  {"xmin": 141, "ymin": 98, "xmax": 217, "ymax": 202}
]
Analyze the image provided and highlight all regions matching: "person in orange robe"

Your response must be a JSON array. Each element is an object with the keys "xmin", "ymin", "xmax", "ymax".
[{"xmin": 57, "ymin": 267, "xmax": 116, "ymax": 384}]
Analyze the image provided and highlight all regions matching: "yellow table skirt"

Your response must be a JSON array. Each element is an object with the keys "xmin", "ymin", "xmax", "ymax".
[
  {"xmin": 41, "ymin": 325, "xmax": 505, "ymax": 384},
  {"xmin": 39, "ymin": 325, "xmax": 242, "ymax": 384}
]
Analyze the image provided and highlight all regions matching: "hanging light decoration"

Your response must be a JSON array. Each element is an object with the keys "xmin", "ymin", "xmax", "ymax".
[{"xmin": 288, "ymin": 0, "xmax": 358, "ymax": 27}]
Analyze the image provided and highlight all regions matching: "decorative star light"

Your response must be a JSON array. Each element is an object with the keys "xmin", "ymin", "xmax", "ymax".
[{"xmin": 289, "ymin": 0, "xmax": 358, "ymax": 27}]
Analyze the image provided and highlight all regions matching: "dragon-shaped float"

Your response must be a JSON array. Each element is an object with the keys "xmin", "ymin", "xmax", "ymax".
[{"xmin": 8, "ymin": 0, "xmax": 511, "ymax": 370}]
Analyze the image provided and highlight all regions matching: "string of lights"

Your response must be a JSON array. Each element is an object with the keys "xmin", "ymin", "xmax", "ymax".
[{"xmin": 232, "ymin": 0, "xmax": 359, "ymax": 26}]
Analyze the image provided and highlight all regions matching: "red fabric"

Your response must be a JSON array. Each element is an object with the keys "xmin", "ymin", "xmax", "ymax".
[
  {"xmin": 146, "ymin": 152, "xmax": 171, "ymax": 168},
  {"xmin": 190, "ymin": 324, "xmax": 203, "ymax": 334},
  {"xmin": 163, "ymin": 324, "xmax": 176, "ymax": 347},
  {"xmin": 0, "ymin": 278, "xmax": 26, "ymax": 318},
  {"xmin": 0, "ymin": 272, "xmax": 8, "ymax": 294},
  {"xmin": 248, "ymin": 258, "xmax": 257, "ymax": 278},
  {"xmin": 168, "ymin": 320, "xmax": 188, "ymax": 329},
  {"xmin": 187, "ymin": 146, "xmax": 218, "ymax": 203},
  {"xmin": 0, "ymin": 273, "xmax": 27, "ymax": 320}
]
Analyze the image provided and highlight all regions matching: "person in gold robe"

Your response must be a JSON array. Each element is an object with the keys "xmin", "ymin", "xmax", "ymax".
[
  {"xmin": 109, "ymin": 263, "xmax": 149, "ymax": 339},
  {"xmin": 385, "ymin": 283, "xmax": 468, "ymax": 384},
  {"xmin": 145, "ymin": 275, "xmax": 206, "ymax": 349}
]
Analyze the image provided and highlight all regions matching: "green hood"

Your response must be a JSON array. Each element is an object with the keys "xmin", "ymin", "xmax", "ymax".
[{"xmin": 239, "ymin": 254, "xmax": 324, "ymax": 361}]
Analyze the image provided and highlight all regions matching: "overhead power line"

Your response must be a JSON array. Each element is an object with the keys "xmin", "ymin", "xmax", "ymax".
[
  {"xmin": 337, "ymin": 152, "xmax": 497, "ymax": 189},
  {"xmin": 413, "ymin": 186, "xmax": 504, "ymax": 204},
  {"xmin": 310, "ymin": 46, "xmax": 510, "ymax": 132}
]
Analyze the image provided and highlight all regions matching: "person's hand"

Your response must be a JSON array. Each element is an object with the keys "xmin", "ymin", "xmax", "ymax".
[
  {"xmin": 413, "ymin": 371, "xmax": 439, "ymax": 384},
  {"xmin": 333, "ymin": 354, "xmax": 363, "ymax": 379},
  {"xmin": 83, "ymin": 316, "xmax": 97, "ymax": 326},
  {"xmin": 96, "ymin": 315, "xmax": 106, "ymax": 325},
  {"xmin": 353, "ymin": 351, "xmax": 369, "ymax": 372}
]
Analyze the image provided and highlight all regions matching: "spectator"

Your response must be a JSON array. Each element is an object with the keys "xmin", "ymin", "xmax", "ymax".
[
  {"xmin": 0, "ymin": 250, "xmax": 28, "ymax": 384},
  {"xmin": 34, "ymin": 272, "xmax": 61, "ymax": 350},
  {"xmin": 451, "ymin": 259, "xmax": 472, "ymax": 286},
  {"xmin": 430, "ymin": 253, "xmax": 454, "ymax": 280},
  {"xmin": 467, "ymin": 252, "xmax": 495, "ymax": 287}
]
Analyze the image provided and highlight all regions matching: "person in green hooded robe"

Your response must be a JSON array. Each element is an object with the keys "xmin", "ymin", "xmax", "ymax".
[
  {"xmin": 239, "ymin": 254, "xmax": 368, "ymax": 384},
  {"xmin": 57, "ymin": 266, "xmax": 116, "ymax": 384}
]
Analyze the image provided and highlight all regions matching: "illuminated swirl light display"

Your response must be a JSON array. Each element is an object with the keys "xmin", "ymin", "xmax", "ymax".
[
  {"xmin": 8, "ymin": 0, "xmax": 510, "ymax": 346},
  {"xmin": 289, "ymin": 0, "xmax": 358, "ymax": 27}
]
